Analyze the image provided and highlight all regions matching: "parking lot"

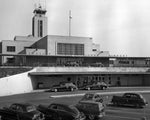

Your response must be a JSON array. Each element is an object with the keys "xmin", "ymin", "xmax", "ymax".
[{"xmin": 0, "ymin": 87, "xmax": 150, "ymax": 120}]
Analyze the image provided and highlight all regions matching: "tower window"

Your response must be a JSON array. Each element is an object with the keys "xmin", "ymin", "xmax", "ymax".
[
  {"xmin": 32, "ymin": 18, "xmax": 34, "ymax": 36},
  {"xmin": 92, "ymin": 49, "xmax": 97, "ymax": 51},
  {"xmin": 39, "ymin": 20, "xmax": 43, "ymax": 37},
  {"xmin": 7, "ymin": 46, "xmax": 16, "ymax": 52}
]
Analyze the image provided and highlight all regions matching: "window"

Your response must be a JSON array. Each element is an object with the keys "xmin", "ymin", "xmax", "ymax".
[
  {"xmin": 16, "ymin": 106, "xmax": 24, "ymax": 112},
  {"xmin": 10, "ymin": 104, "xmax": 17, "ymax": 110},
  {"xmin": 49, "ymin": 104, "xmax": 57, "ymax": 109},
  {"xmin": 40, "ymin": 20, "xmax": 43, "ymax": 37},
  {"xmin": 38, "ymin": 20, "xmax": 43, "ymax": 37},
  {"xmin": 7, "ymin": 46, "xmax": 15, "ymax": 52},
  {"xmin": 92, "ymin": 49, "xmax": 97, "ymax": 51},
  {"xmin": 57, "ymin": 43, "xmax": 84, "ymax": 55},
  {"xmin": 57, "ymin": 106, "xmax": 65, "ymax": 111}
]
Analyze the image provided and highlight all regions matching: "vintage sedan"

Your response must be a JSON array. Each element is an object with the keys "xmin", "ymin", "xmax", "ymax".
[
  {"xmin": 80, "ymin": 92, "xmax": 104, "ymax": 103},
  {"xmin": 0, "ymin": 103, "xmax": 45, "ymax": 120},
  {"xmin": 111, "ymin": 92, "xmax": 148, "ymax": 108},
  {"xmin": 50, "ymin": 82, "xmax": 78, "ymax": 92},
  {"xmin": 37, "ymin": 103, "xmax": 85, "ymax": 120},
  {"xmin": 76, "ymin": 100, "xmax": 105, "ymax": 120},
  {"xmin": 81, "ymin": 82, "xmax": 108, "ymax": 90}
]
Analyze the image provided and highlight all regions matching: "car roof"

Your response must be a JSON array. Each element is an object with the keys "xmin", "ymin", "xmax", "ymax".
[
  {"xmin": 12, "ymin": 103, "xmax": 33, "ymax": 107},
  {"xmin": 79, "ymin": 100, "xmax": 101, "ymax": 104},
  {"xmin": 51, "ymin": 102, "xmax": 70, "ymax": 107},
  {"xmin": 124, "ymin": 92, "xmax": 141, "ymax": 95}
]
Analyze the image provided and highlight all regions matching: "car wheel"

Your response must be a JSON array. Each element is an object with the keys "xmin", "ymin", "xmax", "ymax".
[
  {"xmin": 58, "ymin": 116, "xmax": 63, "ymax": 120},
  {"xmin": 71, "ymin": 88, "xmax": 74, "ymax": 91},
  {"xmin": 87, "ymin": 87, "xmax": 90, "ymax": 90},
  {"xmin": 88, "ymin": 115, "xmax": 95, "ymax": 120},
  {"xmin": 135, "ymin": 104, "xmax": 141, "ymax": 108},
  {"xmin": 54, "ymin": 89, "xmax": 57, "ymax": 92},
  {"xmin": 104, "ymin": 87, "xmax": 106, "ymax": 90},
  {"xmin": 113, "ymin": 102, "xmax": 117, "ymax": 106}
]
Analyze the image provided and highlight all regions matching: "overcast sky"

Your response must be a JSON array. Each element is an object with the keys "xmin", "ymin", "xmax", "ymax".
[{"xmin": 0, "ymin": 0, "xmax": 150, "ymax": 57}]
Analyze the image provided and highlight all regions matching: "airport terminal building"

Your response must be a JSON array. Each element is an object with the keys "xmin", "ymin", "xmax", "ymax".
[{"xmin": 0, "ymin": 5, "xmax": 150, "ymax": 94}]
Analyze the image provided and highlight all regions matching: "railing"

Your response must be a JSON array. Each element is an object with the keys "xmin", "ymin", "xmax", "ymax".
[
  {"xmin": 0, "ymin": 67, "xmax": 32, "ymax": 78},
  {"xmin": 1, "ymin": 62, "xmax": 150, "ymax": 68}
]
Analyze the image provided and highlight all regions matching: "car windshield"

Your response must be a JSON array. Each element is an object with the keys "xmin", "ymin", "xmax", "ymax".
[
  {"xmin": 26, "ymin": 105, "xmax": 36, "ymax": 112},
  {"xmin": 69, "ymin": 105, "xmax": 79, "ymax": 114},
  {"xmin": 139, "ymin": 94, "xmax": 143, "ymax": 98},
  {"xmin": 82, "ymin": 94, "xmax": 94, "ymax": 100},
  {"xmin": 66, "ymin": 83, "xmax": 74, "ymax": 86}
]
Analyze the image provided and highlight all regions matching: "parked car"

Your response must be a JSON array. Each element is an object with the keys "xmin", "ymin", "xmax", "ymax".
[
  {"xmin": 76, "ymin": 100, "xmax": 105, "ymax": 120},
  {"xmin": 37, "ymin": 103, "xmax": 85, "ymax": 120},
  {"xmin": 0, "ymin": 103, "xmax": 45, "ymax": 120},
  {"xmin": 80, "ymin": 92, "xmax": 104, "ymax": 103},
  {"xmin": 81, "ymin": 82, "xmax": 108, "ymax": 90},
  {"xmin": 111, "ymin": 92, "xmax": 148, "ymax": 108},
  {"xmin": 50, "ymin": 82, "xmax": 78, "ymax": 92}
]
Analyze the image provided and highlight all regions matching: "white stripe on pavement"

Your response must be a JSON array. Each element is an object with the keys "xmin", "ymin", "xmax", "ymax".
[
  {"xmin": 50, "ymin": 90, "xmax": 150, "ymax": 98},
  {"xmin": 106, "ymin": 109, "xmax": 150, "ymax": 116},
  {"xmin": 105, "ymin": 115, "xmax": 140, "ymax": 120}
]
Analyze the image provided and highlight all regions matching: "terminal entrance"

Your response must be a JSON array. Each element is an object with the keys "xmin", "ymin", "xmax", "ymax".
[{"xmin": 29, "ymin": 73, "xmax": 150, "ymax": 90}]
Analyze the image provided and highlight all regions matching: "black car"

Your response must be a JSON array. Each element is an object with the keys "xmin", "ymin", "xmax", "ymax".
[
  {"xmin": 37, "ymin": 103, "xmax": 85, "ymax": 120},
  {"xmin": 81, "ymin": 82, "xmax": 108, "ymax": 90},
  {"xmin": 111, "ymin": 93, "xmax": 148, "ymax": 108},
  {"xmin": 0, "ymin": 103, "xmax": 45, "ymax": 120},
  {"xmin": 50, "ymin": 82, "xmax": 78, "ymax": 92}
]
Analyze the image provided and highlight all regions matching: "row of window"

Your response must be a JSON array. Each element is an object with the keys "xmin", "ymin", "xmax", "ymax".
[
  {"xmin": 7, "ymin": 46, "xmax": 15, "ymax": 52},
  {"xmin": 57, "ymin": 43, "xmax": 84, "ymax": 55}
]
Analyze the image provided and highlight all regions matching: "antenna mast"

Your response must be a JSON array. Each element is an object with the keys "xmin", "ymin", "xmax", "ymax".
[
  {"xmin": 69, "ymin": 10, "xmax": 72, "ymax": 37},
  {"xmin": 45, "ymin": 0, "xmax": 47, "ymax": 10}
]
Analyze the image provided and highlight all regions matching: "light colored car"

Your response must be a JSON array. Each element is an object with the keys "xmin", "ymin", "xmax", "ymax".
[
  {"xmin": 80, "ymin": 92, "xmax": 104, "ymax": 103},
  {"xmin": 76, "ymin": 100, "xmax": 105, "ymax": 120}
]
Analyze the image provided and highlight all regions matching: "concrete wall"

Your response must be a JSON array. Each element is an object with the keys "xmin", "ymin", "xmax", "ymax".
[
  {"xmin": 2, "ymin": 40, "xmax": 35, "ymax": 55},
  {"xmin": 0, "ymin": 69, "xmax": 35, "ymax": 96},
  {"xmin": 30, "ymin": 67, "xmax": 150, "ymax": 88},
  {"xmin": 47, "ymin": 35, "xmax": 93, "ymax": 56},
  {"xmin": 32, "ymin": 16, "xmax": 48, "ymax": 38},
  {"xmin": 25, "ymin": 48, "xmax": 46, "ymax": 55},
  {"xmin": 31, "ymin": 36, "xmax": 48, "ymax": 53},
  {"xmin": 35, "ymin": 67, "xmax": 149, "ymax": 73},
  {"xmin": 1, "ymin": 40, "xmax": 35, "ymax": 64},
  {"xmin": 14, "ymin": 36, "xmax": 40, "ymax": 41},
  {"xmin": 143, "ymin": 75, "xmax": 150, "ymax": 86}
]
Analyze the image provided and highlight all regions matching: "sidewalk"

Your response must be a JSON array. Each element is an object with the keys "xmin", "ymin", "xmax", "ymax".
[{"xmin": 31, "ymin": 87, "xmax": 150, "ymax": 98}]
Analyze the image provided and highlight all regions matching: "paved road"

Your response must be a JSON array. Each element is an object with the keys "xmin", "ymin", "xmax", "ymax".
[{"xmin": 0, "ymin": 87, "xmax": 150, "ymax": 120}]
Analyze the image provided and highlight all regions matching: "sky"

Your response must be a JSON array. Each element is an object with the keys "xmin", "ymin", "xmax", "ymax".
[{"xmin": 0, "ymin": 0, "xmax": 150, "ymax": 57}]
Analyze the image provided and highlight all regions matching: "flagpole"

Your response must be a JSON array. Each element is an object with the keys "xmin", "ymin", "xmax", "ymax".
[{"xmin": 69, "ymin": 10, "xmax": 72, "ymax": 37}]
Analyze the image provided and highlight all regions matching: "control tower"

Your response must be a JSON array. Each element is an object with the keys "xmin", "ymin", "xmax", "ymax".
[{"xmin": 32, "ymin": 5, "xmax": 47, "ymax": 37}]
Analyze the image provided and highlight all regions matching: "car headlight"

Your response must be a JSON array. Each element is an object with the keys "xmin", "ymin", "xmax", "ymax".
[
  {"xmin": 32, "ymin": 114, "xmax": 38, "ymax": 120},
  {"xmin": 32, "ymin": 113, "xmax": 45, "ymax": 120}
]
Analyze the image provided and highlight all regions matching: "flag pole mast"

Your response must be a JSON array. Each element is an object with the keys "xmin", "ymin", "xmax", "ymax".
[{"xmin": 69, "ymin": 10, "xmax": 72, "ymax": 37}]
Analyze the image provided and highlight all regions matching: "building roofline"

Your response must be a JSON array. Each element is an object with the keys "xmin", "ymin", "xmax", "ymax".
[
  {"xmin": 0, "ymin": 53, "xmax": 150, "ymax": 59},
  {"xmin": 46, "ymin": 35, "xmax": 93, "ymax": 39},
  {"xmin": 29, "ymin": 71, "xmax": 150, "ymax": 75}
]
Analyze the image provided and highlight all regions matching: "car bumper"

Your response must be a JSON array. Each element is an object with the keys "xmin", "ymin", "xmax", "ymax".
[{"xmin": 97, "ymin": 112, "xmax": 105, "ymax": 118}]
